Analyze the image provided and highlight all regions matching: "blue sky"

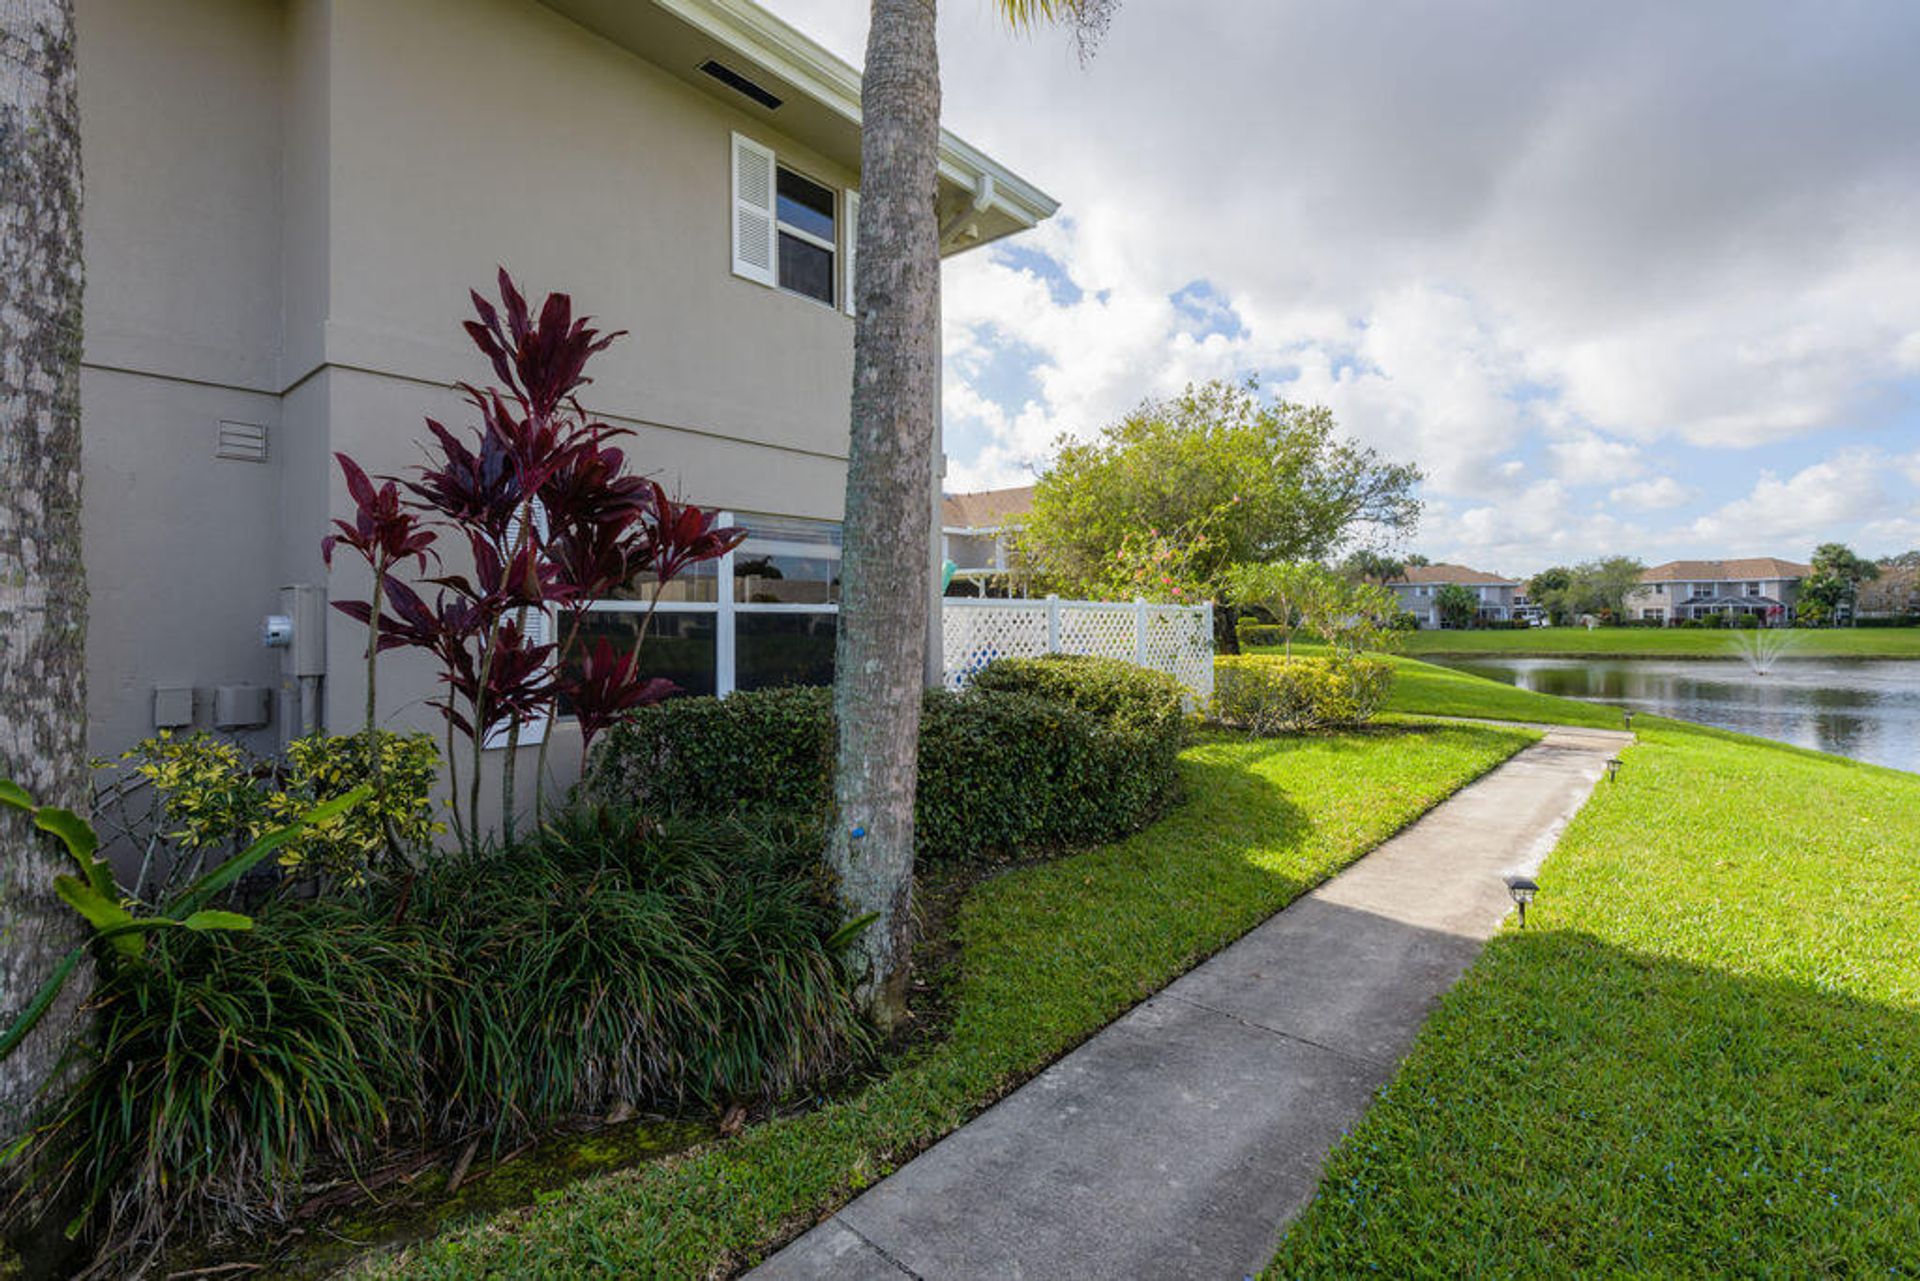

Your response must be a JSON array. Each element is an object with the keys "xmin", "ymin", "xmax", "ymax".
[{"xmin": 774, "ymin": 0, "xmax": 1920, "ymax": 575}]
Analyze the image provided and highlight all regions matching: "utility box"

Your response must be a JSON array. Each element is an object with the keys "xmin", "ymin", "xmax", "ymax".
[
  {"xmin": 213, "ymin": 684, "xmax": 271, "ymax": 730},
  {"xmin": 153, "ymin": 685, "xmax": 195, "ymax": 729}
]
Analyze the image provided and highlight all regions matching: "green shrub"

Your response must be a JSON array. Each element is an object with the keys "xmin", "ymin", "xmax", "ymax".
[
  {"xmin": 588, "ymin": 685, "xmax": 834, "ymax": 820},
  {"xmin": 111, "ymin": 729, "xmax": 442, "ymax": 893},
  {"xmin": 1211, "ymin": 655, "xmax": 1394, "ymax": 732},
  {"xmin": 1235, "ymin": 622, "xmax": 1289, "ymax": 647},
  {"xmin": 965, "ymin": 654, "xmax": 1185, "ymax": 734},
  {"xmin": 14, "ymin": 813, "xmax": 865, "ymax": 1259},
  {"xmin": 588, "ymin": 656, "xmax": 1187, "ymax": 863}
]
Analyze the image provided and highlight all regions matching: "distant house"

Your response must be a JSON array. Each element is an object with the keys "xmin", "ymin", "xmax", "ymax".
[
  {"xmin": 1856, "ymin": 565, "xmax": 1920, "ymax": 620},
  {"xmin": 1386, "ymin": 564, "xmax": 1521, "ymax": 628},
  {"xmin": 941, "ymin": 485, "xmax": 1034, "ymax": 595},
  {"xmin": 1625, "ymin": 558, "xmax": 1811, "ymax": 625}
]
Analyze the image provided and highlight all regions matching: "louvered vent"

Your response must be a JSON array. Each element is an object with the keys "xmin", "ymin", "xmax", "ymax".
[
  {"xmin": 700, "ymin": 60, "xmax": 781, "ymax": 110},
  {"xmin": 216, "ymin": 420, "xmax": 268, "ymax": 462}
]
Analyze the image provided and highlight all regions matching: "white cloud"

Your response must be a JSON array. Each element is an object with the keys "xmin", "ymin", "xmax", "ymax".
[
  {"xmin": 1610, "ymin": 476, "xmax": 1696, "ymax": 510},
  {"xmin": 1550, "ymin": 434, "xmax": 1643, "ymax": 485},
  {"xmin": 771, "ymin": 0, "xmax": 1920, "ymax": 559},
  {"xmin": 1685, "ymin": 449, "xmax": 1893, "ymax": 544}
]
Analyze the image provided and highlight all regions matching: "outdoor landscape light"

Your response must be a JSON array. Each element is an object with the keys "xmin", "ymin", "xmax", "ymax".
[
  {"xmin": 1504, "ymin": 875, "xmax": 1539, "ymax": 927},
  {"xmin": 1606, "ymin": 757, "xmax": 1622, "ymax": 783},
  {"xmin": 1622, "ymin": 709, "xmax": 1634, "ymax": 731}
]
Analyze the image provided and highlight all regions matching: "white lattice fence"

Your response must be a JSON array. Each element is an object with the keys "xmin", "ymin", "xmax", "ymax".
[{"xmin": 942, "ymin": 597, "xmax": 1215, "ymax": 703}]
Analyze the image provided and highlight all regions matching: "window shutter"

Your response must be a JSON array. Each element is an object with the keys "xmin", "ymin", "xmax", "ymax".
[
  {"xmin": 484, "ymin": 505, "xmax": 552, "ymax": 750},
  {"xmin": 731, "ymin": 132, "xmax": 777, "ymax": 286},
  {"xmin": 842, "ymin": 189, "xmax": 859, "ymax": 316}
]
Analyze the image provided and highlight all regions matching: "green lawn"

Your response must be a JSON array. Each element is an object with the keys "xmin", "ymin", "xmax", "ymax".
[
  {"xmin": 359, "ymin": 723, "xmax": 1534, "ymax": 1278},
  {"xmin": 1270, "ymin": 670, "xmax": 1920, "ymax": 1274},
  {"xmin": 1401, "ymin": 624, "xmax": 1920, "ymax": 659}
]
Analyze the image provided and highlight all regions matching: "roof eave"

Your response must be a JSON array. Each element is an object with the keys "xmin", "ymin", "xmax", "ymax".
[{"xmin": 647, "ymin": 0, "xmax": 1059, "ymax": 253}]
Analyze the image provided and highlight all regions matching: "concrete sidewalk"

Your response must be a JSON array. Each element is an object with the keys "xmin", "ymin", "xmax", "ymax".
[{"xmin": 752, "ymin": 725, "xmax": 1630, "ymax": 1281}]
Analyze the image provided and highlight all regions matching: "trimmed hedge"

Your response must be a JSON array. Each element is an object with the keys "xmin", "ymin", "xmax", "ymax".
[
  {"xmin": 1234, "ymin": 622, "xmax": 1290, "ymax": 648},
  {"xmin": 588, "ymin": 656, "xmax": 1187, "ymax": 863},
  {"xmin": 1212, "ymin": 654, "xmax": 1394, "ymax": 732}
]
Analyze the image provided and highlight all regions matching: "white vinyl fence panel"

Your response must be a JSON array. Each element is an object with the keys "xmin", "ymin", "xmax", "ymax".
[{"xmin": 942, "ymin": 596, "xmax": 1215, "ymax": 703}]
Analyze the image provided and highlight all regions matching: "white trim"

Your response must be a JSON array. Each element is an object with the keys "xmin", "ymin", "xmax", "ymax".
[{"xmin": 842, "ymin": 189, "xmax": 859, "ymax": 317}]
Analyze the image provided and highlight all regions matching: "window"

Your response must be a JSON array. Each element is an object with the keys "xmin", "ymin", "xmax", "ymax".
[
  {"xmin": 565, "ymin": 511, "xmax": 840, "ymax": 705},
  {"xmin": 1744, "ymin": 582, "xmax": 1762, "ymax": 597},
  {"xmin": 731, "ymin": 133, "xmax": 854, "ymax": 311},
  {"xmin": 776, "ymin": 169, "xmax": 836, "ymax": 305}
]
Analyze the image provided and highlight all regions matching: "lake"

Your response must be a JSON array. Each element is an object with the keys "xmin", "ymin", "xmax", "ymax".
[{"xmin": 1430, "ymin": 655, "xmax": 1920, "ymax": 774}]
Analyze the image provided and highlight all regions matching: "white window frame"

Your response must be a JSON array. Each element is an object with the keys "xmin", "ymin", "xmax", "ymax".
[
  {"xmin": 773, "ymin": 165, "xmax": 840, "ymax": 309},
  {"xmin": 730, "ymin": 132, "xmax": 851, "ymax": 313},
  {"xmin": 571, "ymin": 511, "xmax": 840, "ymax": 701}
]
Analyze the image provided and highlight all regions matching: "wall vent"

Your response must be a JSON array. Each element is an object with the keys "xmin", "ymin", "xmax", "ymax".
[
  {"xmin": 700, "ymin": 59, "xmax": 782, "ymax": 110},
  {"xmin": 216, "ymin": 420, "xmax": 268, "ymax": 462}
]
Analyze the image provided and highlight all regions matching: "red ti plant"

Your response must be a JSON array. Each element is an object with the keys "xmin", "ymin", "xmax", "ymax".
[
  {"xmin": 329, "ymin": 270, "xmax": 742, "ymax": 849},
  {"xmin": 323, "ymin": 455, "xmax": 437, "ymax": 865}
]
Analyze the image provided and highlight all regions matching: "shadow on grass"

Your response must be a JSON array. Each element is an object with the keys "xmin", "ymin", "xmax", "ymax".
[{"xmin": 1273, "ymin": 925, "xmax": 1920, "ymax": 1274}]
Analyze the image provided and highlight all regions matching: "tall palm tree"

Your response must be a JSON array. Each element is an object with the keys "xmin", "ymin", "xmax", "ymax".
[
  {"xmin": 0, "ymin": 0, "xmax": 89, "ymax": 1145},
  {"xmin": 833, "ymin": 0, "xmax": 1115, "ymax": 1024}
]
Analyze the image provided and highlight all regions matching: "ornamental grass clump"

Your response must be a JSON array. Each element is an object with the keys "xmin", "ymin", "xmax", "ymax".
[
  {"xmin": 3, "ymin": 811, "xmax": 868, "ymax": 1264},
  {"xmin": 412, "ymin": 810, "xmax": 865, "ymax": 1137}
]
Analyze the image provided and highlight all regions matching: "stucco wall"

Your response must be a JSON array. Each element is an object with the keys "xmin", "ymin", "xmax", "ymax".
[
  {"xmin": 76, "ymin": 0, "xmax": 864, "ymax": 795},
  {"xmin": 77, "ymin": 0, "xmax": 292, "ymax": 757},
  {"xmin": 322, "ymin": 0, "xmax": 857, "ymax": 452}
]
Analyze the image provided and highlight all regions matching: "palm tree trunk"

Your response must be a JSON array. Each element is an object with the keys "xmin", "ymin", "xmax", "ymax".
[
  {"xmin": 0, "ymin": 0, "xmax": 89, "ymax": 1146},
  {"xmin": 830, "ymin": 0, "xmax": 941, "ymax": 1028}
]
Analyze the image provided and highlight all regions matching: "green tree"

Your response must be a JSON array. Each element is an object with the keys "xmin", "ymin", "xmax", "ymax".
[
  {"xmin": 1336, "ymin": 548, "xmax": 1405, "ymax": 584},
  {"xmin": 1020, "ymin": 378, "xmax": 1422, "ymax": 611},
  {"xmin": 1403, "ymin": 553, "xmax": 1432, "ymax": 568},
  {"xmin": 1807, "ymin": 542, "xmax": 1879, "ymax": 626},
  {"xmin": 832, "ymin": 0, "xmax": 1118, "ymax": 1025},
  {"xmin": 1222, "ymin": 561, "xmax": 1324, "ymax": 656},
  {"xmin": 1527, "ymin": 566, "xmax": 1574, "ymax": 624},
  {"xmin": 1566, "ymin": 556, "xmax": 1645, "ymax": 621},
  {"xmin": 1, "ymin": 0, "xmax": 88, "ymax": 1151},
  {"xmin": 1434, "ymin": 582, "xmax": 1479, "ymax": 629}
]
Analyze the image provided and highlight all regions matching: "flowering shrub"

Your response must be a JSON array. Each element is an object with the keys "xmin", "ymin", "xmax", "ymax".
[
  {"xmin": 1211, "ymin": 654, "xmax": 1394, "ymax": 732},
  {"xmin": 1105, "ymin": 525, "xmax": 1215, "ymax": 604}
]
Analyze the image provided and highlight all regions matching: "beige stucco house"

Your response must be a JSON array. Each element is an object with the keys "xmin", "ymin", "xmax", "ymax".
[
  {"xmin": 1386, "ymin": 564, "xmax": 1521, "ymax": 628},
  {"xmin": 77, "ymin": 0, "xmax": 1055, "ymax": 815},
  {"xmin": 940, "ymin": 484, "xmax": 1033, "ymax": 595},
  {"xmin": 1624, "ymin": 558, "xmax": 1810, "ymax": 625}
]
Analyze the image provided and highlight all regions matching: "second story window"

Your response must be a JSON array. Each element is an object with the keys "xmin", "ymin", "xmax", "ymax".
[
  {"xmin": 776, "ymin": 168, "xmax": 836, "ymax": 305},
  {"xmin": 732, "ymin": 132, "xmax": 857, "ymax": 314}
]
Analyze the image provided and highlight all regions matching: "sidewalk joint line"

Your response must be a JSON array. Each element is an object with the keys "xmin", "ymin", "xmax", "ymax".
[
  {"xmin": 832, "ymin": 1215, "xmax": 923, "ymax": 1279},
  {"xmin": 1158, "ymin": 993, "xmax": 1394, "ymax": 1070}
]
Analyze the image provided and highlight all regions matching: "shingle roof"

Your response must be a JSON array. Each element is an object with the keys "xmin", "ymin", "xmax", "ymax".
[
  {"xmin": 941, "ymin": 485, "xmax": 1034, "ymax": 530},
  {"xmin": 1638, "ymin": 557, "xmax": 1811, "ymax": 583},
  {"xmin": 1388, "ymin": 563, "xmax": 1517, "ymax": 587}
]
